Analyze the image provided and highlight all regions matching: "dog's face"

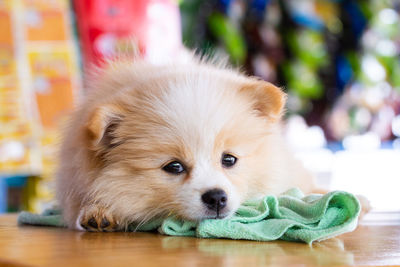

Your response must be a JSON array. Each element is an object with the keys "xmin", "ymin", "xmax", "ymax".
[{"xmin": 84, "ymin": 67, "xmax": 285, "ymax": 223}]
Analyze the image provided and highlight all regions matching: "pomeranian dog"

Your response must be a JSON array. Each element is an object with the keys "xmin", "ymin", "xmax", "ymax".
[{"xmin": 56, "ymin": 55, "xmax": 337, "ymax": 231}]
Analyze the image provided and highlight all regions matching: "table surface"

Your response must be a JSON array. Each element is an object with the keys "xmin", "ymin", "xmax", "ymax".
[{"xmin": 0, "ymin": 212, "xmax": 399, "ymax": 267}]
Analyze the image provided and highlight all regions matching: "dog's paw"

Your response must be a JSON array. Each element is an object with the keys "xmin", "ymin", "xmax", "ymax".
[{"xmin": 77, "ymin": 205, "xmax": 119, "ymax": 232}]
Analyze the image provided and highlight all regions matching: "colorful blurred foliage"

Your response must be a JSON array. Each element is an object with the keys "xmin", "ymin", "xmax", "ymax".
[{"xmin": 180, "ymin": 0, "xmax": 400, "ymax": 141}]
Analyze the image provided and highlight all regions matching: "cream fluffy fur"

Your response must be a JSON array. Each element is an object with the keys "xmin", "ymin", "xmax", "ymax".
[{"xmin": 56, "ymin": 56, "xmax": 319, "ymax": 231}]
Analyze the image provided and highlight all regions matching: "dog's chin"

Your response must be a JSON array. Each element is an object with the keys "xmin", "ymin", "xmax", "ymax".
[
  {"xmin": 202, "ymin": 214, "xmax": 230, "ymax": 220},
  {"xmin": 180, "ymin": 210, "xmax": 233, "ymax": 221}
]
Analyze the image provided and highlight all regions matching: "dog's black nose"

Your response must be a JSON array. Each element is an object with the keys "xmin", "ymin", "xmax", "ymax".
[{"xmin": 201, "ymin": 189, "xmax": 227, "ymax": 211}]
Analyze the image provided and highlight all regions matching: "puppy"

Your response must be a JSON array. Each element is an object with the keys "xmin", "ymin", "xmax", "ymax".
[{"xmin": 56, "ymin": 56, "xmax": 324, "ymax": 231}]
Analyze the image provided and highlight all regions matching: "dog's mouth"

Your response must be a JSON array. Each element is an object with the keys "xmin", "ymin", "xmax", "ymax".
[
  {"xmin": 202, "ymin": 210, "xmax": 230, "ymax": 220},
  {"xmin": 214, "ymin": 214, "xmax": 228, "ymax": 219}
]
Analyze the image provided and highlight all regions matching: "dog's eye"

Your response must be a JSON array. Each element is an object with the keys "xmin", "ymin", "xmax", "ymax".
[
  {"xmin": 162, "ymin": 161, "xmax": 186, "ymax": 175},
  {"xmin": 221, "ymin": 153, "xmax": 237, "ymax": 168}
]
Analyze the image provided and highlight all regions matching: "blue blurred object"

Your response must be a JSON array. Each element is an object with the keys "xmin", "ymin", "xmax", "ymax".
[
  {"xmin": 0, "ymin": 176, "xmax": 28, "ymax": 214},
  {"xmin": 336, "ymin": 55, "xmax": 353, "ymax": 93},
  {"xmin": 248, "ymin": 0, "xmax": 269, "ymax": 22},
  {"xmin": 291, "ymin": 13, "xmax": 325, "ymax": 31},
  {"xmin": 326, "ymin": 142, "xmax": 345, "ymax": 152},
  {"xmin": 327, "ymin": 141, "xmax": 395, "ymax": 152},
  {"xmin": 218, "ymin": 0, "xmax": 232, "ymax": 14},
  {"xmin": 343, "ymin": 1, "xmax": 367, "ymax": 40},
  {"xmin": 250, "ymin": 0, "xmax": 269, "ymax": 11},
  {"xmin": 5, "ymin": 175, "xmax": 28, "ymax": 187},
  {"xmin": 0, "ymin": 179, "xmax": 6, "ymax": 214}
]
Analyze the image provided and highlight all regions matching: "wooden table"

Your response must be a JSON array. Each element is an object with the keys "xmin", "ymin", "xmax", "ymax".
[{"xmin": 0, "ymin": 212, "xmax": 399, "ymax": 267}]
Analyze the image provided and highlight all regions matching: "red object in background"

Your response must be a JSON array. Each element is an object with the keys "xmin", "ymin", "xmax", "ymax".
[{"xmin": 74, "ymin": 0, "xmax": 182, "ymax": 70}]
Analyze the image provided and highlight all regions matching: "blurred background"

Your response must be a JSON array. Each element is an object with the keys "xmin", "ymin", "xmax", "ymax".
[{"xmin": 0, "ymin": 0, "xmax": 399, "ymax": 216}]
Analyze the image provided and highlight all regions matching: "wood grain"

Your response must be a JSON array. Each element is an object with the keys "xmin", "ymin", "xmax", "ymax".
[{"xmin": 0, "ymin": 212, "xmax": 399, "ymax": 267}]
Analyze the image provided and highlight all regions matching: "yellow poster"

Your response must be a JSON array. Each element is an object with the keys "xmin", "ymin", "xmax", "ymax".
[{"xmin": 28, "ymin": 50, "xmax": 74, "ymax": 128}]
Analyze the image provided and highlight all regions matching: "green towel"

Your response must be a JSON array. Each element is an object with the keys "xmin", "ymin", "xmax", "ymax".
[
  {"xmin": 18, "ymin": 188, "xmax": 360, "ymax": 244},
  {"xmin": 18, "ymin": 208, "xmax": 66, "ymax": 227}
]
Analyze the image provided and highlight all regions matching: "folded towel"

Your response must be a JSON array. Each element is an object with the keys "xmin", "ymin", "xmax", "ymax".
[
  {"xmin": 18, "ymin": 208, "xmax": 66, "ymax": 227},
  {"xmin": 18, "ymin": 188, "xmax": 360, "ymax": 244}
]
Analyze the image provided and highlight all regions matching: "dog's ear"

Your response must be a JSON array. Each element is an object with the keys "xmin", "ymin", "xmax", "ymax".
[
  {"xmin": 86, "ymin": 104, "xmax": 125, "ymax": 150},
  {"xmin": 240, "ymin": 80, "xmax": 286, "ymax": 122}
]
